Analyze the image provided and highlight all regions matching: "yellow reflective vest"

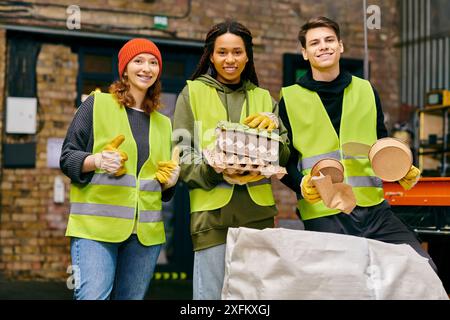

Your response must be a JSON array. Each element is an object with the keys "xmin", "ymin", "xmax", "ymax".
[
  {"xmin": 66, "ymin": 92, "xmax": 172, "ymax": 246},
  {"xmin": 281, "ymin": 76, "xmax": 384, "ymax": 221},
  {"xmin": 187, "ymin": 80, "xmax": 275, "ymax": 212}
]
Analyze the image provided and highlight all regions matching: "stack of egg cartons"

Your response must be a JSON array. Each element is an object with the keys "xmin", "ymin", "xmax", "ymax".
[{"xmin": 203, "ymin": 121, "xmax": 286, "ymax": 179}]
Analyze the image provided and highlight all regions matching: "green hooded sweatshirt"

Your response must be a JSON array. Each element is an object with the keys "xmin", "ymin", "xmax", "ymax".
[{"xmin": 173, "ymin": 74, "xmax": 290, "ymax": 251}]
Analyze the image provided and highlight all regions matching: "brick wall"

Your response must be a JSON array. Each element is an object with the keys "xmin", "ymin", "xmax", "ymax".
[
  {"xmin": 0, "ymin": 29, "xmax": 5, "ymax": 169},
  {"xmin": 0, "ymin": 29, "xmax": 7, "ymax": 274},
  {"xmin": 0, "ymin": 43, "xmax": 78, "ymax": 280},
  {"xmin": 0, "ymin": 0, "xmax": 400, "ymax": 280}
]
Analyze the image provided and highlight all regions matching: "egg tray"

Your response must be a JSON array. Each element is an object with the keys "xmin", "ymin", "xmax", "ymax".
[
  {"xmin": 203, "ymin": 150, "xmax": 286, "ymax": 179},
  {"xmin": 202, "ymin": 121, "xmax": 287, "ymax": 179},
  {"xmin": 215, "ymin": 121, "xmax": 281, "ymax": 162}
]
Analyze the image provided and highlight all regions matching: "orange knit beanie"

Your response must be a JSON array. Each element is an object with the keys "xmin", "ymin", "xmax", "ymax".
[{"xmin": 118, "ymin": 38, "xmax": 162, "ymax": 79}]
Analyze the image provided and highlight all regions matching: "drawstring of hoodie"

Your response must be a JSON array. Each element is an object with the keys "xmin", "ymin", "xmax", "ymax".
[
  {"xmin": 222, "ymin": 85, "xmax": 250, "ymax": 122},
  {"xmin": 244, "ymin": 90, "xmax": 250, "ymax": 119},
  {"xmin": 224, "ymin": 90, "xmax": 230, "ymax": 121}
]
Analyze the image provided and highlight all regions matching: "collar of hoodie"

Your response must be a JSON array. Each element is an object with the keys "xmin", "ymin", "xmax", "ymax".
[{"xmin": 196, "ymin": 74, "xmax": 252, "ymax": 121}]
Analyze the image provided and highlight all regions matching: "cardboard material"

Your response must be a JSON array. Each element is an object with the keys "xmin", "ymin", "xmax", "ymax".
[
  {"xmin": 310, "ymin": 158, "xmax": 355, "ymax": 213},
  {"xmin": 311, "ymin": 173, "xmax": 356, "ymax": 214},
  {"xmin": 342, "ymin": 139, "xmax": 413, "ymax": 182},
  {"xmin": 342, "ymin": 141, "xmax": 371, "ymax": 157},
  {"xmin": 369, "ymin": 138, "xmax": 412, "ymax": 181},
  {"xmin": 204, "ymin": 121, "xmax": 287, "ymax": 179},
  {"xmin": 311, "ymin": 158, "xmax": 344, "ymax": 183},
  {"xmin": 222, "ymin": 227, "xmax": 449, "ymax": 300}
]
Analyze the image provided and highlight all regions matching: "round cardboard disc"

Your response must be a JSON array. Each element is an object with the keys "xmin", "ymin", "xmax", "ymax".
[
  {"xmin": 311, "ymin": 158, "xmax": 344, "ymax": 183},
  {"xmin": 369, "ymin": 138, "xmax": 412, "ymax": 181}
]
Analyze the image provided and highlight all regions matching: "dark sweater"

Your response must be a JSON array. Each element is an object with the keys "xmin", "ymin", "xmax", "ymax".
[
  {"xmin": 279, "ymin": 70, "xmax": 388, "ymax": 196},
  {"xmin": 60, "ymin": 95, "xmax": 174, "ymax": 201}
]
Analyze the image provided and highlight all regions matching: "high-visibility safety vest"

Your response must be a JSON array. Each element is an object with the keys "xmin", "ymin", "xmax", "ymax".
[
  {"xmin": 281, "ymin": 76, "xmax": 384, "ymax": 221},
  {"xmin": 187, "ymin": 80, "xmax": 275, "ymax": 212},
  {"xmin": 66, "ymin": 92, "xmax": 172, "ymax": 246}
]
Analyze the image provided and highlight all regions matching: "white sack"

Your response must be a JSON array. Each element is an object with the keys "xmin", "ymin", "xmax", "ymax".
[{"xmin": 222, "ymin": 227, "xmax": 448, "ymax": 300}]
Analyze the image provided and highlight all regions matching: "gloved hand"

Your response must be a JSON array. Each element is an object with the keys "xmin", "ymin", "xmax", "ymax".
[
  {"xmin": 93, "ymin": 135, "xmax": 128, "ymax": 176},
  {"xmin": 300, "ymin": 174, "xmax": 321, "ymax": 204},
  {"xmin": 223, "ymin": 173, "xmax": 265, "ymax": 185},
  {"xmin": 398, "ymin": 165, "xmax": 421, "ymax": 190},
  {"xmin": 156, "ymin": 147, "xmax": 181, "ymax": 190},
  {"xmin": 243, "ymin": 112, "xmax": 279, "ymax": 131}
]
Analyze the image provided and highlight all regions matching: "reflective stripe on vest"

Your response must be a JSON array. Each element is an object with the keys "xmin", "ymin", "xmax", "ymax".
[
  {"xmin": 140, "ymin": 210, "xmax": 163, "ymax": 223},
  {"xmin": 347, "ymin": 176, "xmax": 383, "ymax": 188},
  {"xmin": 187, "ymin": 80, "xmax": 275, "ymax": 212},
  {"xmin": 90, "ymin": 173, "xmax": 136, "ymax": 187},
  {"xmin": 140, "ymin": 179, "xmax": 162, "ymax": 192},
  {"xmin": 298, "ymin": 150, "xmax": 341, "ymax": 171},
  {"xmin": 282, "ymin": 76, "xmax": 384, "ymax": 220},
  {"xmin": 70, "ymin": 203, "xmax": 135, "ymax": 219},
  {"xmin": 299, "ymin": 153, "xmax": 383, "ymax": 188},
  {"xmin": 66, "ymin": 92, "xmax": 172, "ymax": 245}
]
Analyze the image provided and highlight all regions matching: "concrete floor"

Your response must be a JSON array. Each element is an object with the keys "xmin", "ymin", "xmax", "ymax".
[{"xmin": 0, "ymin": 275, "xmax": 192, "ymax": 300}]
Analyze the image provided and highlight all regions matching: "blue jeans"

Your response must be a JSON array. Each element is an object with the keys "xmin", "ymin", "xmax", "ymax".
[
  {"xmin": 193, "ymin": 244, "xmax": 226, "ymax": 300},
  {"xmin": 70, "ymin": 235, "xmax": 161, "ymax": 300}
]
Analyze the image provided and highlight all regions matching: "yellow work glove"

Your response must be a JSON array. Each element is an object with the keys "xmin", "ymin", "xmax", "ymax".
[
  {"xmin": 300, "ymin": 174, "xmax": 321, "ymax": 204},
  {"xmin": 398, "ymin": 165, "xmax": 421, "ymax": 190},
  {"xmin": 243, "ymin": 112, "xmax": 279, "ymax": 131},
  {"xmin": 155, "ymin": 147, "xmax": 181, "ymax": 190},
  {"xmin": 93, "ymin": 135, "xmax": 128, "ymax": 176},
  {"xmin": 223, "ymin": 173, "xmax": 265, "ymax": 185}
]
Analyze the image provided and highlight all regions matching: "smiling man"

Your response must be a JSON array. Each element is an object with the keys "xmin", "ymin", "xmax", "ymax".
[{"xmin": 278, "ymin": 16, "xmax": 437, "ymax": 272}]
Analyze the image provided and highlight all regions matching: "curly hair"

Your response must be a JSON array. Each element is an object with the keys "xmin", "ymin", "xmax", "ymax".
[
  {"xmin": 108, "ymin": 75, "xmax": 162, "ymax": 114},
  {"xmin": 191, "ymin": 19, "xmax": 258, "ymax": 86}
]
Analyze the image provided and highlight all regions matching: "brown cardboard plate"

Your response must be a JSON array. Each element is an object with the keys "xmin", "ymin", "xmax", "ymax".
[
  {"xmin": 369, "ymin": 137, "xmax": 412, "ymax": 181},
  {"xmin": 311, "ymin": 158, "xmax": 344, "ymax": 183}
]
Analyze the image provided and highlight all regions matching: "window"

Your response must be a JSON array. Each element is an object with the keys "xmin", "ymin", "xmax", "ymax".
[
  {"xmin": 7, "ymin": 37, "xmax": 40, "ymax": 97},
  {"xmin": 77, "ymin": 47, "xmax": 117, "ymax": 104},
  {"xmin": 283, "ymin": 53, "xmax": 364, "ymax": 86},
  {"xmin": 82, "ymin": 53, "xmax": 113, "ymax": 73}
]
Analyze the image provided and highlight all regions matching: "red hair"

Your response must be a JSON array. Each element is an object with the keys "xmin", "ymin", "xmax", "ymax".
[{"xmin": 108, "ymin": 76, "xmax": 162, "ymax": 114}]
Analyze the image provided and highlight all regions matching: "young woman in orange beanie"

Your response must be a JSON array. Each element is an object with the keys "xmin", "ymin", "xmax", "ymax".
[{"xmin": 60, "ymin": 38, "xmax": 180, "ymax": 300}]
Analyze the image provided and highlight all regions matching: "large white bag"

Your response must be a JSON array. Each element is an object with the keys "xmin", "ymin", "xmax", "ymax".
[{"xmin": 222, "ymin": 227, "xmax": 448, "ymax": 300}]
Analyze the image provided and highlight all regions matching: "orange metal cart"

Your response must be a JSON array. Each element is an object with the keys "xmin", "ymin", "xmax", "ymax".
[{"xmin": 384, "ymin": 177, "xmax": 450, "ymax": 206}]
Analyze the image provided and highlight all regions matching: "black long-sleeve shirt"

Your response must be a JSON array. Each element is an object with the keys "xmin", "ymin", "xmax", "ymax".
[
  {"xmin": 60, "ymin": 95, "xmax": 174, "ymax": 201},
  {"xmin": 279, "ymin": 70, "xmax": 388, "ymax": 196}
]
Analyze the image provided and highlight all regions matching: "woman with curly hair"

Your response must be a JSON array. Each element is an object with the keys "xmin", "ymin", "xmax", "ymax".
[{"xmin": 60, "ymin": 38, "xmax": 180, "ymax": 300}]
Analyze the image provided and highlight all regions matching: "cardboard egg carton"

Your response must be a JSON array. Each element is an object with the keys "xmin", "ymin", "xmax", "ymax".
[
  {"xmin": 203, "ymin": 149, "xmax": 286, "ymax": 179},
  {"xmin": 203, "ymin": 121, "xmax": 287, "ymax": 179},
  {"xmin": 215, "ymin": 121, "xmax": 280, "ymax": 162}
]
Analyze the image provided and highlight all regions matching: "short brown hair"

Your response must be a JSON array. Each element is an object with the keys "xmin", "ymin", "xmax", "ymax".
[{"xmin": 298, "ymin": 16, "xmax": 341, "ymax": 48}]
